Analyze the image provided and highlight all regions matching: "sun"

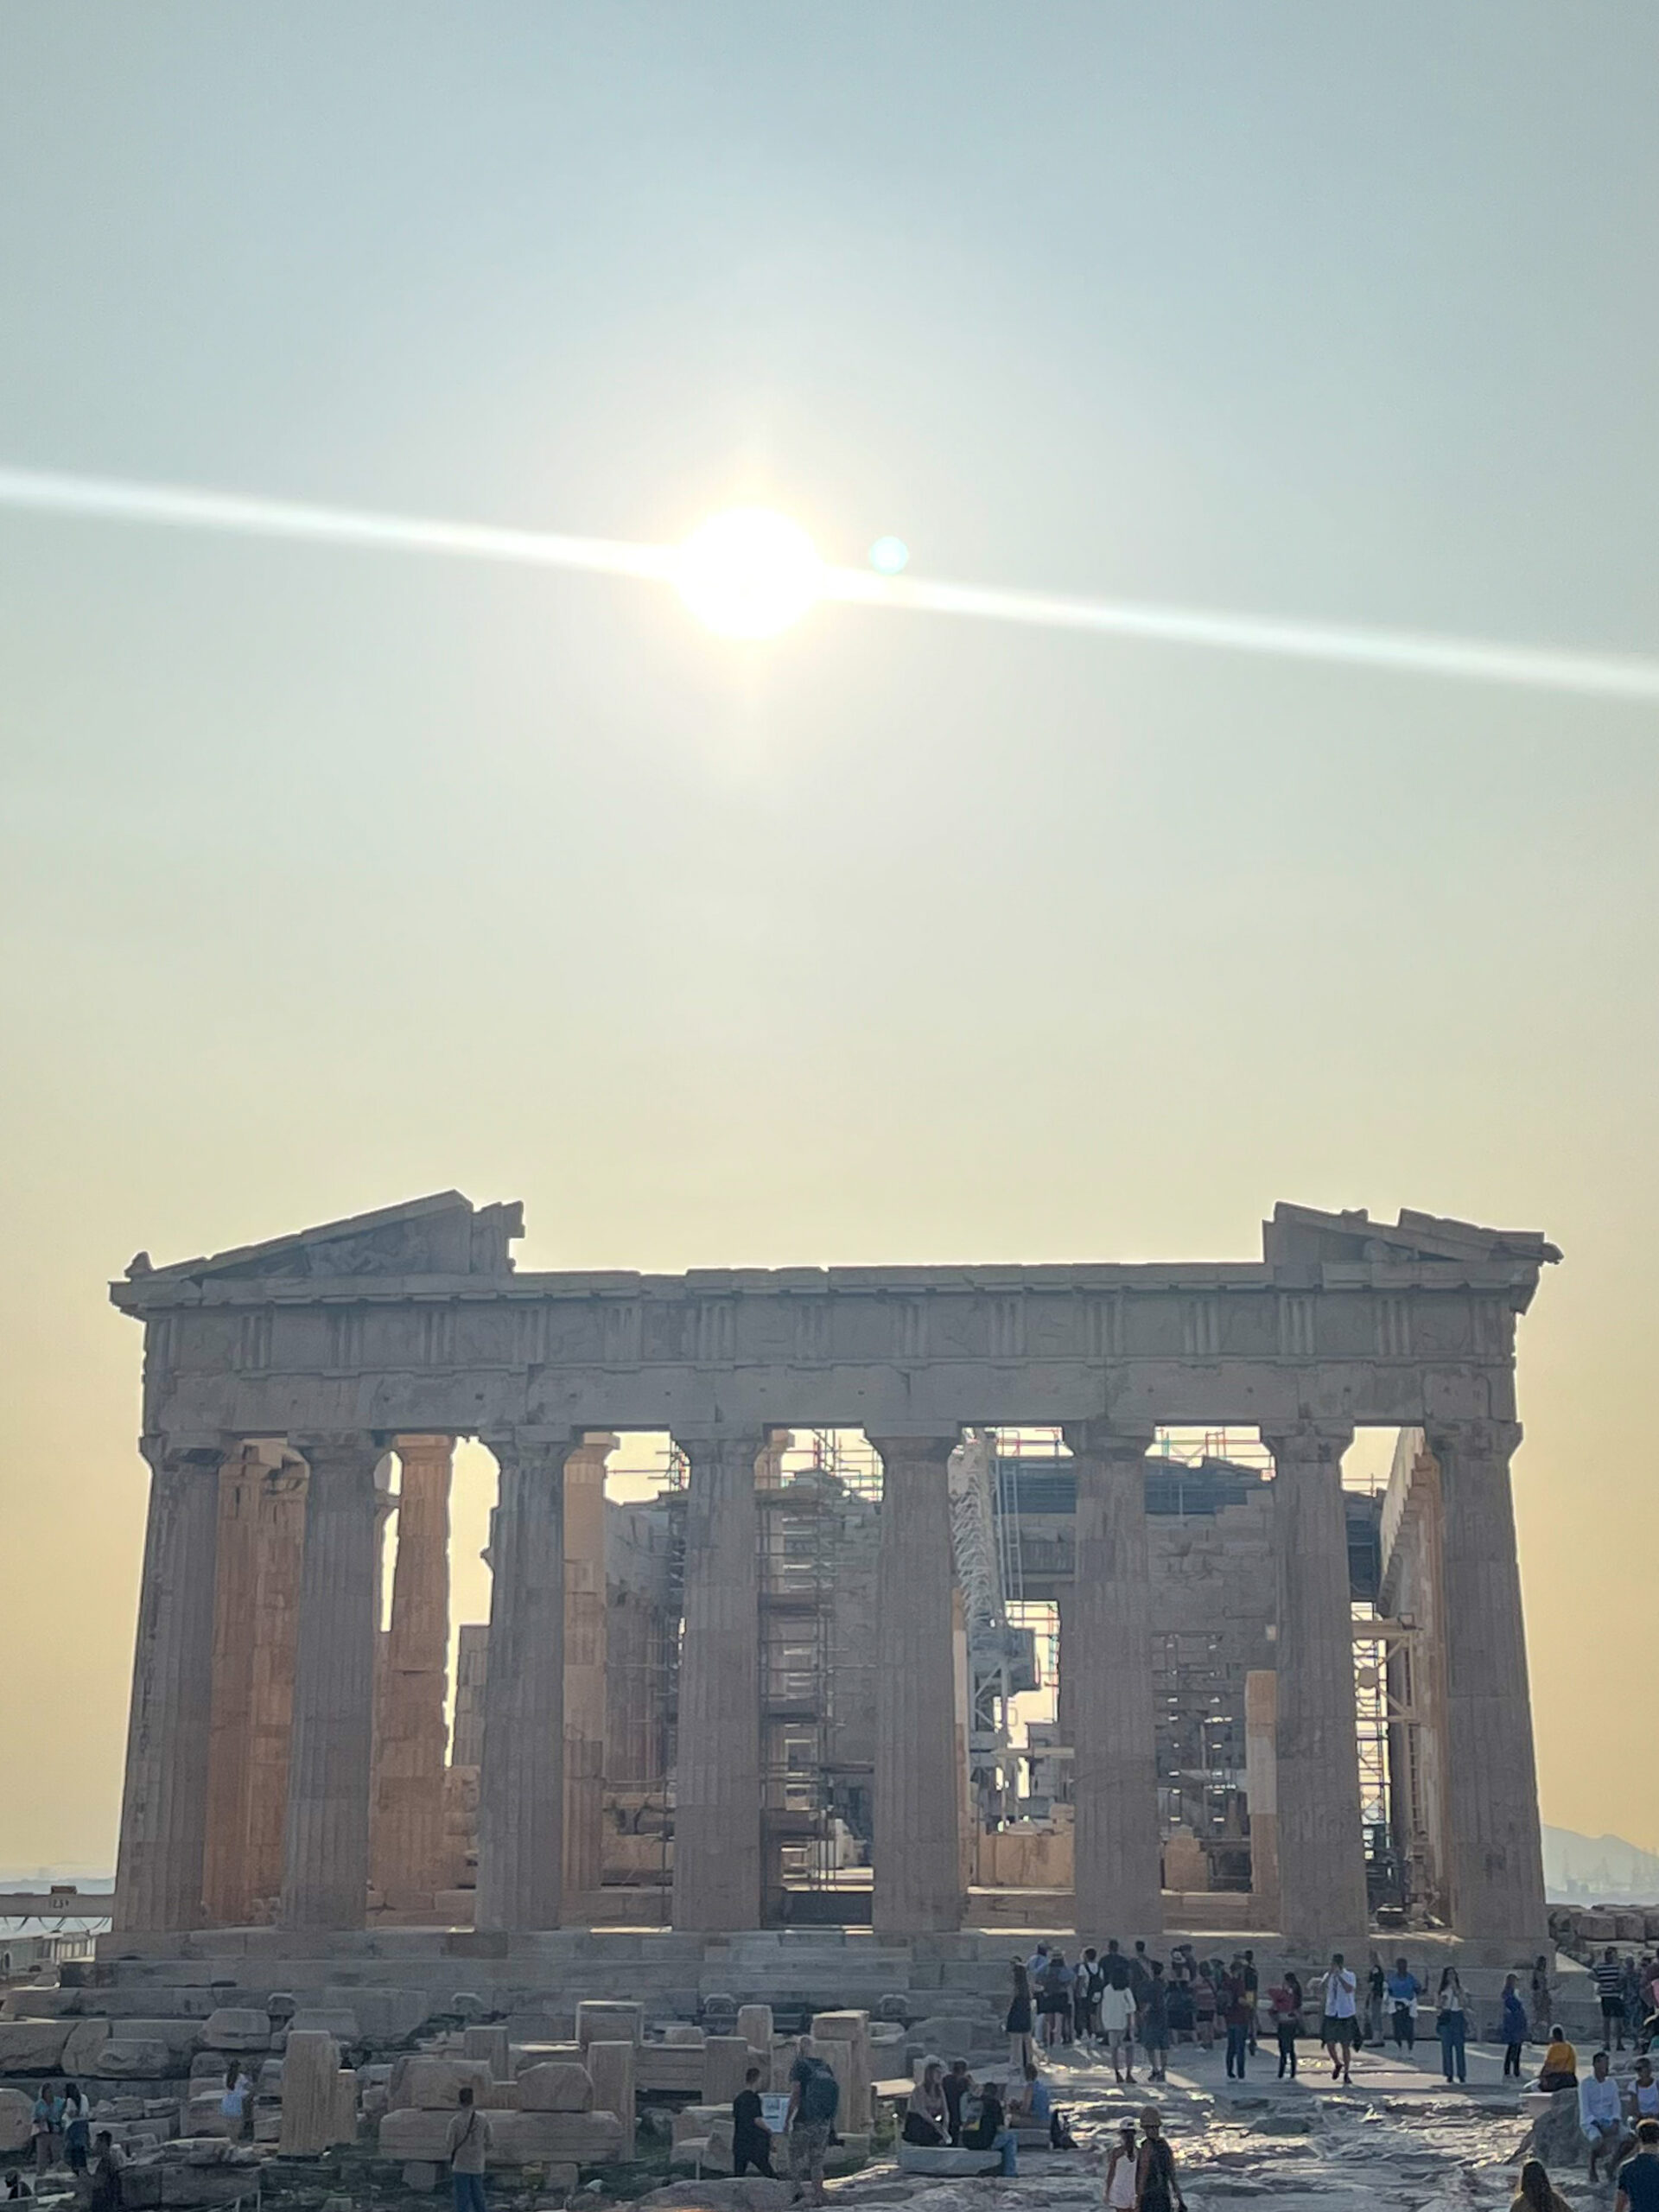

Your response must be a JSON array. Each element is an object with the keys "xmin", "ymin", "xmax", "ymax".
[{"xmin": 672, "ymin": 507, "xmax": 823, "ymax": 639}]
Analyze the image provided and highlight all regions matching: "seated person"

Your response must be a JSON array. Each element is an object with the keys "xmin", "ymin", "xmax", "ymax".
[
  {"xmin": 1540, "ymin": 2028, "xmax": 1579, "ymax": 2092},
  {"xmin": 961, "ymin": 2080, "xmax": 1018, "ymax": 2177},
  {"xmin": 1007, "ymin": 2063, "xmax": 1073, "ymax": 2149},
  {"xmin": 1631, "ymin": 2060, "xmax": 1659, "ymax": 2125},
  {"xmin": 902, "ymin": 2062, "xmax": 948, "ymax": 2146},
  {"xmin": 732, "ymin": 2066, "xmax": 773, "ymax": 2177},
  {"xmin": 1580, "ymin": 2051, "xmax": 1632, "ymax": 2183},
  {"xmin": 942, "ymin": 2059, "xmax": 973, "ymax": 2146}
]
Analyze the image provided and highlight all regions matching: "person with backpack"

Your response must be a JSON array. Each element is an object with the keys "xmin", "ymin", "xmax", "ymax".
[
  {"xmin": 443, "ymin": 2085, "xmax": 492, "ymax": 2212},
  {"xmin": 961, "ymin": 2078, "xmax": 1018, "ymax": 2176},
  {"xmin": 786, "ymin": 2044, "xmax": 839, "ymax": 2206},
  {"xmin": 1006, "ymin": 1959, "xmax": 1035, "ymax": 2071}
]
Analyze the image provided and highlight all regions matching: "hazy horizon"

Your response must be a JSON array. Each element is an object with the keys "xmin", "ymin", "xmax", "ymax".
[{"xmin": 3, "ymin": 3, "xmax": 1657, "ymax": 1872}]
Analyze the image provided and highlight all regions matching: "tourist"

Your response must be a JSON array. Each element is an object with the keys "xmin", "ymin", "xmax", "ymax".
[
  {"xmin": 1436, "ymin": 1966, "xmax": 1471, "ymax": 2085},
  {"xmin": 1222, "ymin": 1960, "xmax": 1252, "ymax": 2082},
  {"xmin": 1539, "ymin": 2025, "xmax": 1579, "ymax": 2092},
  {"xmin": 1193, "ymin": 1963, "xmax": 1217, "ymax": 2051},
  {"xmin": 942, "ymin": 2058, "xmax": 972, "ymax": 2146},
  {"xmin": 1077, "ymin": 1948, "xmax": 1103, "ymax": 2040},
  {"xmin": 61, "ymin": 2089, "xmax": 89, "ymax": 2190},
  {"xmin": 31, "ymin": 2087, "xmax": 59, "ymax": 2177},
  {"xmin": 1319, "ymin": 1953, "xmax": 1358, "ymax": 2085},
  {"xmin": 1166, "ymin": 1971, "xmax": 1195, "ymax": 2049},
  {"xmin": 1039, "ymin": 1950, "xmax": 1076, "ymax": 2049},
  {"xmin": 1009, "ymin": 2061, "xmax": 1071, "ymax": 2148},
  {"xmin": 1027, "ymin": 1942, "xmax": 1052, "ymax": 1982},
  {"xmin": 961, "ymin": 2078, "xmax": 1018, "ymax": 2177},
  {"xmin": 88, "ymin": 2136, "xmax": 124, "ymax": 2212},
  {"xmin": 1629, "ymin": 1959, "xmax": 1649, "ymax": 2050},
  {"xmin": 1502, "ymin": 1975, "xmax": 1529, "ymax": 2080},
  {"xmin": 1141, "ymin": 1961, "xmax": 1171, "ymax": 2085},
  {"xmin": 1134, "ymin": 2107, "xmax": 1185, "ymax": 2212},
  {"xmin": 1580, "ymin": 2050, "xmax": 1632, "ymax": 2183},
  {"xmin": 220, "ymin": 2063, "xmax": 253, "ymax": 2144},
  {"xmin": 1632, "ymin": 2060, "xmax": 1659, "ymax": 2126},
  {"xmin": 1365, "ymin": 1955, "xmax": 1388, "ymax": 2049},
  {"xmin": 4, "ymin": 2174, "xmax": 31, "ymax": 2202},
  {"xmin": 1598, "ymin": 1949, "xmax": 1631, "ymax": 2054},
  {"xmin": 901, "ymin": 2061, "xmax": 947, "ymax": 2147},
  {"xmin": 1618, "ymin": 2120, "xmax": 1659, "ymax": 2212},
  {"xmin": 1131, "ymin": 1943, "xmax": 1155, "ymax": 2010},
  {"xmin": 1530, "ymin": 1955, "xmax": 1554, "ymax": 2045},
  {"xmin": 1006, "ymin": 1958, "xmax": 1035, "ymax": 2071},
  {"xmin": 1241, "ymin": 1949, "xmax": 1260, "ymax": 2056},
  {"xmin": 786, "ymin": 2043, "xmax": 840, "ymax": 2205},
  {"xmin": 1100, "ymin": 1967, "xmax": 1138, "ymax": 2084},
  {"xmin": 1510, "ymin": 2154, "xmax": 1573, "ymax": 2212},
  {"xmin": 443, "ymin": 2085, "xmax": 492, "ymax": 2212},
  {"xmin": 733, "ymin": 2064, "xmax": 774, "ymax": 2175},
  {"xmin": 1387, "ymin": 1957, "xmax": 1421, "ymax": 2051},
  {"xmin": 1105, "ymin": 2119, "xmax": 1139, "ymax": 2212},
  {"xmin": 1268, "ymin": 1974, "xmax": 1302, "ymax": 2080}
]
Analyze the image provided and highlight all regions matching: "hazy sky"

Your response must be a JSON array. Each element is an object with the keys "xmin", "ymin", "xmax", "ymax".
[{"xmin": 2, "ymin": 6, "xmax": 1656, "ymax": 1875}]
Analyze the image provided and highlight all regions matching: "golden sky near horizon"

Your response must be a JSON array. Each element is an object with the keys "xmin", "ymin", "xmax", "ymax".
[{"xmin": 2, "ymin": 6, "xmax": 1657, "ymax": 1874}]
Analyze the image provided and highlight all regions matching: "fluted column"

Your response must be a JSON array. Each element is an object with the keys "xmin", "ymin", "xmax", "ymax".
[
  {"xmin": 112, "ymin": 1439, "xmax": 224, "ymax": 1933},
  {"xmin": 563, "ymin": 1433, "xmax": 614, "ymax": 1906},
  {"xmin": 245, "ymin": 1459, "xmax": 307, "ymax": 1915},
  {"xmin": 1430, "ymin": 1420, "xmax": 1548, "ymax": 1949},
  {"xmin": 202, "ymin": 1448, "xmax": 264, "ymax": 1923},
  {"xmin": 372, "ymin": 1435, "xmax": 454, "ymax": 1906},
  {"xmin": 1266, "ymin": 1421, "xmax": 1368, "ymax": 1947},
  {"xmin": 673, "ymin": 1433, "xmax": 762, "ymax": 1931},
  {"xmin": 1065, "ymin": 1424, "xmax": 1163, "ymax": 1938},
  {"xmin": 474, "ymin": 1435, "xmax": 569, "ymax": 1930},
  {"xmin": 279, "ymin": 1434, "xmax": 380, "ymax": 1930},
  {"xmin": 872, "ymin": 1434, "xmax": 963, "ymax": 1934}
]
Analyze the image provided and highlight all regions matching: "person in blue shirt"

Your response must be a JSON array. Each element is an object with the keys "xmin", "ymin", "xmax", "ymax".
[
  {"xmin": 1386, "ymin": 1959, "xmax": 1421, "ymax": 2052},
  {"xmin": 1502, "ymin": 1976, "xmax": 1529, "ymax": 2079}
]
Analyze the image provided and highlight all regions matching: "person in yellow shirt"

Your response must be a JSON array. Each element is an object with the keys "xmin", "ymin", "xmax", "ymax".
[{"xmin": 1539, "ymin": 2029, "xmax": 1578, "ymax": 2093}]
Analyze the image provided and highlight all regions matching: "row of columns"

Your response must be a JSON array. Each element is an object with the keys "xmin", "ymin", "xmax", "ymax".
[{"xmin": 112, "ymin": 1416, "xmax": 1545, "ymax": 1951}]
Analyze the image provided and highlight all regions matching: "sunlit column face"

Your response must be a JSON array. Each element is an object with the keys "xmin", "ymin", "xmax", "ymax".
[{"xmin": 671, "ymin": 506, "xmax": 824, "ymax": 639}]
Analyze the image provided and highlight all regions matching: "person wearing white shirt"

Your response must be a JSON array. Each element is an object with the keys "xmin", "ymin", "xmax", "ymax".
[
  {"xmin": 1319, "ymin": 1953, "xmax": 1358, "ymax": 2086},
  {"xmin": 1580, "ymin": 2052, "xmax": 1632, "ymax": 2183}
]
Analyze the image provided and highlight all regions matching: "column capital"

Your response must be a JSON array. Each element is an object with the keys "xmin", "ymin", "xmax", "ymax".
[
  {"xmin": 1263, "ymin": 1418, "xmax": 1354, "ymax": 1465},
  {"xmin": 481, "ymin": 1430, "xmax": 578, "ymax": 1471},
  {"xmin": 392, "ymin": 1433, "xmax": 456, "ymax": 1461},
  {"xmin": 1427, "ymin": 1417, "xmax": 1522, "ymax": 1463},
  {"xmin": 139, "ymin": 1434, "xmax": 226, "ymax": 1477},
  {"xmin": 1062, "ymin": 1421, "xmax": 1156, "ymax": 1461},
  {"xmin": 289, "ymin": 1432, "xmax": 381, "ymax": 1471},
  {"xmin": 868, "ymin": 1432, "xmax": 959, "ymax": 1466}
]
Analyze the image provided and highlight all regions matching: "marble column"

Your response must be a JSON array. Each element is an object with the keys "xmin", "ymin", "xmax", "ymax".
[
  {"xmin": 245, "ymin": 1459, "xmax": 307, "ymax": 1915},
  {"xmin": 474, "ymin": 1435, "xmax": 570, "ymax": 1929},
  {"xmin": 1429, "ymin": 1419, "xmax": 1548, "ymax": 1949},
  {"xmin": 1266, "ymin": 1421, "xmax": 1369, "ymax": 1947},
  {"xmin": 1065, "ymin": 1424, "xmax": 1163, "ymax": 1939},
  {"xmin": 673, "ymin": 1433, "xmax": 763, "ymax": 1931},
  {"xmin": 871, "ymin": 1435, "xmax": 963, "ymax": 1934},
  {"xmin": 279, "ymin": 1435, "xmax": 381, "ymax": 1930},
  {"xmin": 111, "ymin": 1439, "xmax": 224, "ymax": 1933},
  {"xmin": 203, "ymin": 1448, "xmax": 264, "ymax": 1924},
  {"xmin": 372, "ymin": 1434, "xmax": 454, "ymax": 1907},
  {"xmin": 563, "ymin": 1433, "xmax": 614, "ymax": 1907}
]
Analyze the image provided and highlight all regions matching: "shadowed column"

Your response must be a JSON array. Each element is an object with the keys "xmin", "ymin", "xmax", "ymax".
[
  {"xmin": 279, "ymin": 1434, "xmax": 380, "ymax": 1930},
  {"xmin": 674, "ymin": 1433, "xmax": 762, "ymax": 1931},
  {"xmin": 563, "ymin": 1432, "xmax": 615, "ymax": 1908},
  {"xmin": 475, "ymin": 1434, "xmax": 570, "ymax": 1929},
  {"xmin": 203, "ymin": 1447, "xmax": 263, "ymax": 1925},
  {"xmin": 1430, "ymin": 1420, "xmax": 1548, "ymax": 1950},
  {"xmin": 872, "ymin": 1434, "xmax": 963, "ymax": 1935},
  {"xmin": 1266, "ymin": 1421, "xmax": 1368, "ymax": 1948},
  {"xmin": 1065, "ymin": 1423, "xmax": 1163, "ymax": 1939},
  {"xmin": 112, "ymin": 1438, "xmax": 224, "ymax": 1933},
  {"xmin": 372, "ymin": 1433, "xmax": 454, "ymax": 1907}
]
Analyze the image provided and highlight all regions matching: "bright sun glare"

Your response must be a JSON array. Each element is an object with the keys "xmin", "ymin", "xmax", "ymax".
[{"xmin": 672, "ymin": 506, "xmax": 823, "ymax": 639}]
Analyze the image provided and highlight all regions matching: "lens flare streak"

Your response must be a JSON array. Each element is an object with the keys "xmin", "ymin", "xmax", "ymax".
[{"xmin": 1, "ymin": 463, "xmax": 1656, "ymax": 706}]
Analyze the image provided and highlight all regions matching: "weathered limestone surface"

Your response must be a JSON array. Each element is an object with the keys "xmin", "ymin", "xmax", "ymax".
[
  {"xmin": 586, "ymin": 2040, "xmax": 636, "ymax": 2158},
  {"xmin": 392, "ymin": 2057, "xmax": 494, "ymax": 2110},
  {"xmin": 461, "ymin": 2024, "xmax": 509, "ymax": 2075},
  {"xmin": 1244, "ymin": 1667, "xmax": 1281, "ymax": 1917},
  {"xmin": 203, "ymin": 1451, "xmax": 263, "ymax": 1924},
  {"xmin": 518, "ymin": 2062, "xmax": 593, "ymax": 2111},
  {"xmin": 735, "ymin": 2005, "xmax": 772, "ymax": 2055},
  {"xmin": 576, "ymin": 2000, "xmax": 643, "ymax": 2049},
  {"xmin": 278, "ymin": 2030, "xmax": 341, "ymax": 2154},
  {"xmin": 1433, "ymin": 1420, "xmax": 1548, "ymax": 1949},
  {"xmin": 245, "ymin": 1462, "xmax": 306, "ymax": 1916},
  {"xmin": 563, "ymin": 1434, "xmax": 613, "ymax": 1904},
  {"xmin": 280, "ymin": 1438, "xmax": 380, "ymax": 1930},
  {"xmin": 700, "ymin": 2036, "xmax": 753, "ymax": 2105},
  {"xmin": 1268, "ymin": 1423, "xmax": 1369, "ymax": 1948},
  {"xmin": 0, "ymin": 2021, "xmax": 70, "ymax": 2069},
  {"xmin": 475, "ymin": 1438, "xmax": 569, "ymax": 1931},
  {"xmin": 0, "ymin": 2094, "xmax": 31, "ymax": 2156},
  {"xmin": 1066, "ymin": 1425, "xmax": 1162, "ymax": 1939},
  {"xmin": 112, "ymin": 1444, "xmax": 223, "ymax": 1934},
  {"xmin": 373, "ymin": 1434, "xmax": 454, "ymax": 1907},
  {"xmin": 202, "ymin": 2008, "xmax": 270, "ymax": 2051},
  {"xmin": 379, "ymin": 2108, "xmax": 624, "ymax": 2163},
  {"xmin": 871, "ymin": 1439, "xmax": 963, "ymax": 1936},
  {"xmin": 674, "ymin": 1437, "xmax": 762, "ymax": 1932}
]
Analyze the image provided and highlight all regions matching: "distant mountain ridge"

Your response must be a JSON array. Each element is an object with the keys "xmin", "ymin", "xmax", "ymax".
[{"xmin": 1546, "ymin": 1826, "xmax": 1659, "ymax": 1904}]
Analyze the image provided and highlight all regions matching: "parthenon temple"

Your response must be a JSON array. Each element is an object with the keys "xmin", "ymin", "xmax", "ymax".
[{"xmin": 108, "ymin": 1193, "xmax": 1557, "ymax": 1971}]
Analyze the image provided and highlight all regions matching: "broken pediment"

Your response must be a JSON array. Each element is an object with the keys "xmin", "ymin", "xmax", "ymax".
[
  {"xmin": 119, "ymin": 1191, "xmax": 523, "ymax": 1290},
  {"xmin": 1263, "ymin": 1201, "xmax": 1560, "ymax": 1273}
]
